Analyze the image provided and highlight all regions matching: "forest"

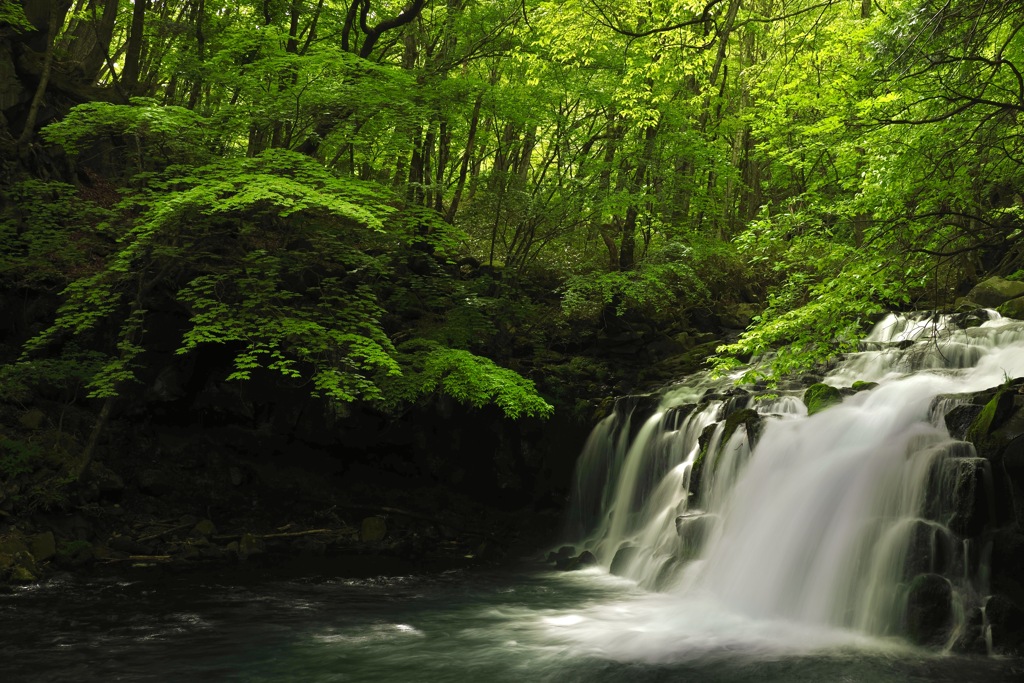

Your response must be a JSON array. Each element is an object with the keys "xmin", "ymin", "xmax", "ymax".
[{"xmin": 3, "ymin": 0, "xmax": 1024, "ymax": 644}]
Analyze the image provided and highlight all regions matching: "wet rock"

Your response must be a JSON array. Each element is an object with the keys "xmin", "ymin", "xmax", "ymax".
[
  {"xmin": 966, "ymin": 277, "xmax": 1024, "ymax": 308},
  {"xmin": 803, "ymin": 383, "xmax": 842, "ymax": 416},
  {"xmin": 360, "ymin": 516, "xmax": 388, "ymax": 542},
  {"xmin": 1003, "ymin": 434, "xmax": 1024, "ymax": 528},
  {"xmin": 563, "ymin": 550, "xmax": 598, "ymax": 571},
  {"xmin": 851, "ymin": 381, "xmax": 879, "ymax": 392},
  {"xmin": 29, "ymin": 532, "xmax": 56, "ymax": 563},
  {"xmin": 998, "ymin": 296, "xmax": 1024, "ymax": 320},
  {"xmin": 967, "ymin": 387, "xmax": 1017, "ymax": 443},
  {"xmin": 990, "ymin": 529, "xmax": 1024, "ymax": 614},
  {"xmin": 689, "ymin": 424, "xmax": 719, "ymax": 500},
  {"xmin": 986, "ymin": 594, "xmax": 1024, "ymax": 655},
  {"xmin": 951, "ymin": 309, "xmax": 990, "ymax": 329},
  {"xmin": 239, "ymin": 533, "xmax": 264, "ymax": 560},
  {"xmin": 904, "ymin": 521, "xmax": 952, "ymax": 577},
  {"xmin": 546, "ymin": 545, "xmax": 575, "ymax": 564},
  {"xmin": 944, "ymin": 404, "xmax": 984, "ymax": 441},
  {"xmin": 676, "ymin": 513, "xmax": 715, "ymax": 559},
  {"xmin": 610, "ymin": 545, "xmax": 640, "ymax": 576},
  {"xmin": 904, "ymin": 573, "xmax": 953, "ymax": 646},
  {"xmin": 720, "ymin": 408, "xmax": 761, "ymax": 448},
  {"xmin": 944, "ymin": 458, "xmax": 991, "ymax": 538}
]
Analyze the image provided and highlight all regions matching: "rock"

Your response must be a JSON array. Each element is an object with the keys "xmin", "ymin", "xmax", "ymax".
[
  {"xmin": 18, "ymin": 408, "xmax": 46, "ymax": 430},
  {"xmin": 546, "ymin": 545, "xmax": 575, "ymax": 564},
  {"xmin": 239, "ymin": 533, "xmax": 264, "ymax": 560},
  {"xmin": 676, "ymin": 513, "xmax": 715, "ymax": 560},
  {"xmin": 720, "ymin": 408, "xmax": 761, "ymax": 447},
  {"xmin": 193, "ymin": 519, "xmax": 217, "ymax": 537},
  {"xmin": 564, "ymin": 550, "xmax": 598, "ymax": 571},
  {"xmin": 990, "ymin": 528, "xmax": 1024, "ymax": 602},
  {"xmin": 720, "ymin": 303, "xmax": 759, "ymax": 329},
  {"xmin": 55, "ymin": 541, "xmax": 94, "ymax": 569},
  {"xmin": 951, "ymin": 309, "xmax": 990, "ymax": 329},
  {"xmin": 986, "ymin": 594, "xmax": 1024, "ymax": 655},
  {"xmin": 967, "ymin": 387, "xmax": 1017, "ymax": 443},
  {"xmin": 360, "ymin": 516, "xmax": 388, "ymax": 542},
  {"xmin": 904, "ymin": 521, "xmax": 952, "ymax": 577},
  {"xmin": 944, "ymin": 458, "xmax": 991, "ymax": 538},
  {"xmin": 83, "ymin": 463, "xmax": 125, "ymax": 500},
  {"xmin": 966, "ymin": 277, "xmax": 1024, "ymax": 308},
  {"xmin": 904, "ymin": 573, "xmax": 953, "ymax": 646},
  {"xmin": 29, "ymin": 532, "xmax": 56, "ymax": 563},
  {"xmin": 944, "ymin": 404, "xmax": 984, "ymax": 441},
  {"xmin": 688, "ymin": 423, "xmax": 720, "ymax": 499},
  {"xmin": 803, "ymin": 383, "xmax": 843, "ymax": 416},
  {"xmin": 998, "ymin": 296, "xmax": 1024, "ymax": 320},
  {"xmin": 1002, "ymin": 434, "xmax": 1024, "ymax": 528},
  {"xmin": 138, "ymin": 469, "xmax": 172, "ymax": 496},
  {"xmin": 610, "ymin": 545, "xmax": 640, "ymax": 576},
  {"xmin": 9, "ymin": 565, "xmax": 37, "ymax": 582},
  {"xmin": 851, "ymin": 381, "xmax": 878, "ymax": 392},
  {"xmin": 0, "ymin": 537, "xmax": 31, "ymax": 562}
]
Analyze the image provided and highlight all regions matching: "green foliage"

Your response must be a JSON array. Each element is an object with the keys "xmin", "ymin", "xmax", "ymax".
[
  {"xmin": 24, "ymin": 149, "xmax": 400, "ymax": 402},
  {"xmin": 0, "ymin": 180, "xmax": 112, "ymax": 288},
  {"xmin": 0, "ymin": 4, "xmax": 32, "ymax": 32},
  {"xmin": 0, "ymin": 434, "xmax": 40, "ymax": 477},
  {"xmin": 562, "ymin": 257, "xmax": 709, "ymax": 324},
  {"xmin": 40, "ymin": 99, "xmax": 216, "ymax": 171},
  {"xmin": 386, "ymin": 341, "xmax": 553, "ymax": 419}
]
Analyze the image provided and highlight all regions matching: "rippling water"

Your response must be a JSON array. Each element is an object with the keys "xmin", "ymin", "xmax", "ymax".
[{"xmin": 2, "ymin": 562, "xmax": 1021, "ymax": 682}]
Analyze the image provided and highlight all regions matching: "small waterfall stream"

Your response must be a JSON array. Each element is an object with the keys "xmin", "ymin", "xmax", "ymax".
[{"xmin": 563, "ymin": 311, "xmax": 1024, "ymax": 650}]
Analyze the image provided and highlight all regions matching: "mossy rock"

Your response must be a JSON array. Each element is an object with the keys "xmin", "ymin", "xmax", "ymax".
[
  {"xmin": 998, "ymin": 296, "xmax": 1024, "ymax": 320},
  {"xmin": 689, "ymin": 423, "xmax": 720, "ymax": 499},
  {"xmin": 720, "ymin": 408, "xmax": 761, "ymax": 446},
  {"xmin": 967, "ymin": 277, "xmax": 1024, "ymax": 308},
  {"xmin": 851, "ymin": 381, "xmax": 879, "ymax": 392},
  {"xmin": 967, "ymin": 387, "xmax": 1016, "ymax": 444},
  {"xmin": 804, "ymin": 383, "xmax": 843, "ymax": 416}
]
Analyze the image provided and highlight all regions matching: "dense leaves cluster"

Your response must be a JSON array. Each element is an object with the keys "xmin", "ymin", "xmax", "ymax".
[{"xmin": 3, "ymin": 0, "xmax": 1024, "ymax": 421}]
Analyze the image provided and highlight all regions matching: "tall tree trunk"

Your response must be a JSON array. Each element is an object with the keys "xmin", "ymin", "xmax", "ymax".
[{"xmin": 121, "ymin": 0, "xmax": 149, "ymax": 95}]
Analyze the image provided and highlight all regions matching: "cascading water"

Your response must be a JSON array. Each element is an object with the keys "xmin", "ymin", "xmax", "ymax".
[{"xmin": 562, "ymin": 310, "xmax": 1024, "ymax": 653}]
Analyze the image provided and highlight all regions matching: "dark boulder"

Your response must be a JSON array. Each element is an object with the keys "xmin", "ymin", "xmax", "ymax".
[
  {"xmin": 944, "ymin": 404, "xmax": 983, "ymax": 441},
  {"xmin": 986, "ymin": 594, "xmax": 1024, "ymax": 655},
  {"xmin": 903, "ymin": 573, "xmax": 953, "ymax": 646},
  {"xmin": 610, "ymin": 545, "xmax": 640, "ymax": 576}
]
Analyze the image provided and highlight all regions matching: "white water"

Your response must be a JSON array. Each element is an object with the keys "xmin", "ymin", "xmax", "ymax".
[{"xmin": 561, "ymin": 311, "xmax": 1024, "ymax": 657}]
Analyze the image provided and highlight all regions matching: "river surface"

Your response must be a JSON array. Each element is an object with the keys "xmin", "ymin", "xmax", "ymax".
[{"xmin": 2, "ymin": 561, "xmax": 1021, "ymax": 682}]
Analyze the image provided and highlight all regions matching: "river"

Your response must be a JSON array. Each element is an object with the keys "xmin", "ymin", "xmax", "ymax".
[{"xmin": 2, "ymin": 562, "xmax": 1021, "ymax": 682}]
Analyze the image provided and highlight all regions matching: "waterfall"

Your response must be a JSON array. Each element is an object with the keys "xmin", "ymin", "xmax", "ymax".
[{"xmin": 564, "ymin": 311, "xmax": 1024, "ymax": 646}]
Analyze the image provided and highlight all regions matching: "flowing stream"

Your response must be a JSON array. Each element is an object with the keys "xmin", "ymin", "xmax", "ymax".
[{"xmin": 5, "ymin": 312, "xmax": 1024, "ymax": 681}]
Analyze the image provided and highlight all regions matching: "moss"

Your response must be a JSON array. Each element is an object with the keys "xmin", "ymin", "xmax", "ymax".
[
  {"xmin": 967, "ymin": 387, "xmax": 1015, "ymax": 444},
  {"xmin": 851, "ymin": 381, "xmax": 879, "ymax": 392},
  {"xmin": 804, "ymin": 383, "xmax": 843, "ymax": 416},
  {"xmin": 721, "ymin": 408, "xmax": 760, "ymax": 445}
]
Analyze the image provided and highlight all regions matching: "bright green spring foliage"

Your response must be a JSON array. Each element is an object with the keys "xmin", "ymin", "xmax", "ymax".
[
  {"xmin": 387, "ymin": 341, "xmax": 553, "ymax": 419},
  {"xmin": 19, "ymin": 117, "xmax": 549, "ymax": 417}
]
